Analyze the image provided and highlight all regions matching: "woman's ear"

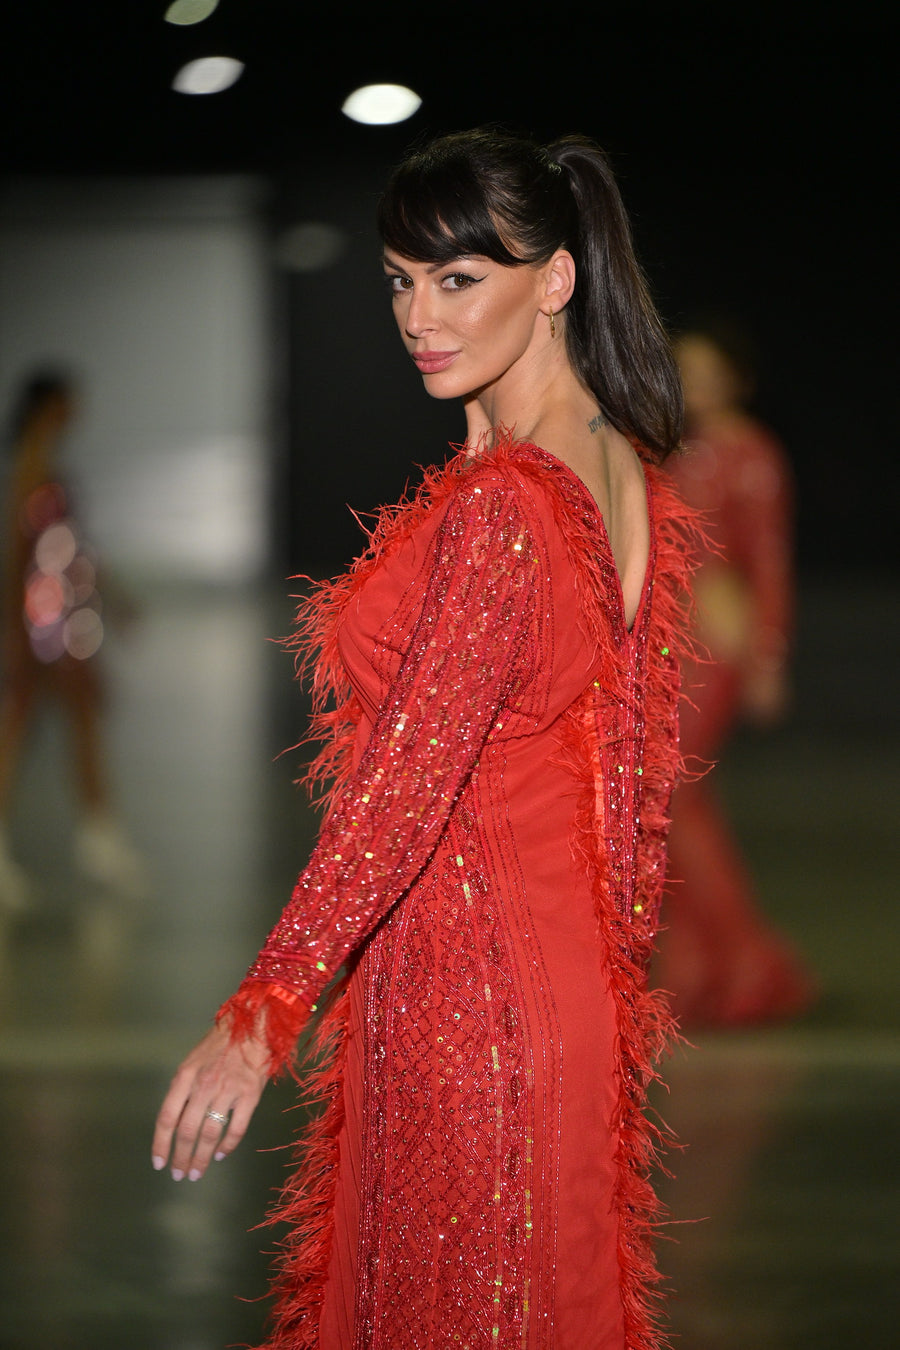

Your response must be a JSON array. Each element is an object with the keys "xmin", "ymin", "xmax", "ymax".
[{"xmin": 542, "ymin": 249, "xmax": 576, "ymax": 315}]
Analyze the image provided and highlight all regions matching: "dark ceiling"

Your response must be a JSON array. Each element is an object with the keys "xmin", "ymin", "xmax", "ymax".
[{"xmin": 2, "ymin": 1, "xmax": 895, "ymax": 180}]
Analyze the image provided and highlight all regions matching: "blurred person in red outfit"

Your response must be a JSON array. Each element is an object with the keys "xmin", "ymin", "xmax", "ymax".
[
  {"xmin": 0, "ymin": 368, "xmax": 146, "ymax": 913},
  {"xmin": 654, "ymin": 323, "xmax": 816, "ymax": 1027}
]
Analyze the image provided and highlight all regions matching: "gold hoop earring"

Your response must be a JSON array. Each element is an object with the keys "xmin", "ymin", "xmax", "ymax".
[{"xmin": 549, "ymin": 309, "xmax": 556, "ymax": 339}]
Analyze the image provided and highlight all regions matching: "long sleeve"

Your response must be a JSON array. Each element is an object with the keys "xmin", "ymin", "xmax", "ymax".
[{"xmin": 220, "ymin": 473, "xmax": 540, "ymax": 1070}]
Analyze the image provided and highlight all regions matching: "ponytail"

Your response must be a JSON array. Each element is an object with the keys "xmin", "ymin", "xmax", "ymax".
[{"xmin": 548, "ymin": 138, "xmax": 682, "ymax": 460}]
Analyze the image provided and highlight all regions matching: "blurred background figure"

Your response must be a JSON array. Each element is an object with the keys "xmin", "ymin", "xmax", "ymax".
[
  {"xmin": 654, "ymin": 322, "xmax": 816, "ymax": 1028},
  {"xmin": 0, "ymin": 367, "xmax": 146, "ymax": 915}
]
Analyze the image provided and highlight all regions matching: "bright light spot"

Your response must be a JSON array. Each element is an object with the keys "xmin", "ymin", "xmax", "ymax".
[
  {"xmin": 34, "ymin": 522, "xmax": 78, "ymax": 574},
  {"xmin": 273, "ymin": 222, "xmax": 349, "ymax": 273},
  {"xmin": 25, "ymin": 573, "xmax": 70, "ymax": 627},
  {"xmin": 23, "ymin": 482, "xmax": 66, "ymax": 533},
  {"xmin": 64, "ymin": 609, "xmax": 104, "ymax": 661},
  {"xmin": 172, "ymin": 56, "xmax": 244, "ymax": 96},
  {"xmin": 68, "ymin": 555, "xmax": 97, "ymax": 604},
  {"xmin": 164, "ymin": 0, "xmax": 220, "ymax": 24},
  {"xmin": 341, "ymin": 84, "xmax": 421, "ymax": 126},
  {"xmin": 30, "ymin": 625, "xmax": 66, "ymax": 664}
]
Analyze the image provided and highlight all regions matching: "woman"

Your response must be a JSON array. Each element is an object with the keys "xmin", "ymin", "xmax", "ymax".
[
  {"xmin": 153, "ymin": 129, "xmax": 699, "ymax": 1349},
  {"xmin": 0, "ymin": 370, "xmax": 145, "ymax": 912},
  {"xmin": 654, "ymin": 326, "xmax": 815, "ymax": 1027}
]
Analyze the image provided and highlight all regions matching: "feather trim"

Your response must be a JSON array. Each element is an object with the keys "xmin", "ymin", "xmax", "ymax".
[
  {"xmin": 563, "ymin": 697, "xmax": 676, "ymax": 1348},
  {"xmin": 255, "ymin": 986, "xmax": 350, "ymax": 1350},
  {"xmin": 552, "ymin": 465, "xmax": 703, "ymax": 1350},
  {"xmin": 282, "ymin": 443, "xmax": 480, "ymax": 812},
  {"xmin": 217, "ymin": 981, "xmax": 311, "ymax": 1080},
  {"xmin": 224, "ymin": 984, "xmax": 350, "ymax": 1350}
]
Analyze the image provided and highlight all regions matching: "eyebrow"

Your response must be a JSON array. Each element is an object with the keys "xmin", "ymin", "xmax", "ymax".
[{"xmin": 382, "ymin": 253, "xmax": 477, "ymax": 274}]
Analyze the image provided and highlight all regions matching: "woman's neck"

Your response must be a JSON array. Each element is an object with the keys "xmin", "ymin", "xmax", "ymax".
[{"xmin": 466, "ymin": 347, "xmax": 597, "ymax": 451}]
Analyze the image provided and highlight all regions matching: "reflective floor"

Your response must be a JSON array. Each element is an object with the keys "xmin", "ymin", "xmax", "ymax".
[{"xmin": 0, "ymin": 577, "xmax": 897, "ymax": 1349}]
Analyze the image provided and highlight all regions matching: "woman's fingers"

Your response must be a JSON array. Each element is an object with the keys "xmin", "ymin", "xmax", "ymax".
[
  {"xmin": 169, "ymin": 1094, "xmax": 227, "ymax": 1180},
  {"xmin": 173, "ymin": 1103, "xmax": 231, "ymax": 1181},
  {"xmin": 151, "ymin": 1061, "xmax": 197, "ymax": 1171},
  {"xmin": 196, "ymin": 1087, "xmax": 263, "ymax": 1177},
  {"xmin": 211, "ymin": 1090, "xmax": 262, "ymax": 1164},
  {"xmin": 178, "ymin": 1076, "xmax": 265, "ymax": 1181}
]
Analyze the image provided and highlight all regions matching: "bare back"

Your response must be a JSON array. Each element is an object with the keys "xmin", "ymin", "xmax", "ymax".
[
  {"xmin": 534, "ymin": 418, "xmax": 651, "ymax": 631},
  {"xmin": 590, "ymin": 427, "xmax": 651, "ymax": 630}
]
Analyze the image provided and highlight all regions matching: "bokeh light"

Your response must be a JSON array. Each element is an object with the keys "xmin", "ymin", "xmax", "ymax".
[
  {"xmin": 64, "ymin": 607, "xmax": 104, "ymax": 661},
  {"xmin": 172, "ymin": 57, "xmax": 245, "ymax": 96},
  {"xmin": 23, "ymin": 482, "xmax": 67, "ymax": 534},
  {"xmin": 341, "ymin": 84, "xmax": 422, "ymax": 126},
  {"xmin": 164, "ymin": 0, "xmax": 220, "ymax": 24},
  {"xmin": 22, "ymin": 506, "xmax": 104, "ymax": 663},
  {"xmin": 25, "ymin": 572, "xmax": 69, "ymax": 628},
  {"xmin": 272, "ymin": 222, "xmax": 349, "ymax": 273},
  {"xmin": 34, "ymin": 522, "xmax": 78, "ymax": 575}
]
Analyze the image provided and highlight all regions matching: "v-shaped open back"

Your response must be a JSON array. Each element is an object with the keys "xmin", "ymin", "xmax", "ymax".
[{"xmin": 513, "ymin": 442, "xmax": 654, "ymax": 637}]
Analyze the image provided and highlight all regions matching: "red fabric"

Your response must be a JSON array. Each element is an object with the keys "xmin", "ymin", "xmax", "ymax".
[
  {"xmin": 666, "ymin": 417, "xmax": 793, "ymax": 673},
  {"xmin": 3, "ymin": 474, "xmax": 104, "ymax": 686},
  {"xmin": 219, "ymin": 435, "xmax": 699, "ymax": 1348},
  {"xmin": 655, "ymin": 421, "xmax": 814, "ymax": 1027}
]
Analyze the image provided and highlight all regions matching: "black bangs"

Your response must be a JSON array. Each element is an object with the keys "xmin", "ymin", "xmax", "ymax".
[{"xmin": 377, "ymin": 160, "xmax": 528, "ymax": 267}]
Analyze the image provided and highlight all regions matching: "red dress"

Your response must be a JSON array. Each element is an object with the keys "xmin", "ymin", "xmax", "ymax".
[
  {"xmin": 221, "ymin": 437, "xmax": 698, "ymax": 1349},
  {"xmin": 656, "ymin": 419, "xmax": 814, "ymax": 1026}
]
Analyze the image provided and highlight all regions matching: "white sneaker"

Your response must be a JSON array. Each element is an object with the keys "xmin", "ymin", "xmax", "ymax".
[{"xmin": 74, "ymin": 815, "xmax": 149, "ymax": 904}]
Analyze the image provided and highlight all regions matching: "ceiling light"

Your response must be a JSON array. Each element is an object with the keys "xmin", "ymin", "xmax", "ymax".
[
  {"xmin": 172, "ymin": 57, "xmax": 245, "ymax": 95},
  {"xmin": 341, "ymin": 84, "xmax": 422, "ymax": 126},
  {"xmin": 164, "ymin": 0, "xmax": 220, "ymax": 24}
]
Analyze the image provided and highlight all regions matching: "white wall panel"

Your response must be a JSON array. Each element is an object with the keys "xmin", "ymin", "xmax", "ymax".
[{"xmin": 0, "ymin": 177, "xmax": 269, "ymax": 582}]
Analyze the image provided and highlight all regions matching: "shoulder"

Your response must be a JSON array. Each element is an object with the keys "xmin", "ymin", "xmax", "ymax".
[
  {"xmin": 427, "ymin": 442, "xmax": 557, "ymax": 539},
  {"xmin": 373, "ymin": 432, "xmax": 580, "ymax": 533},
  {"xmin": 457, "ymin": 435, "xmax": 590, "ymax": 529},
  {"xmin": 433, "ymin": 457, "xmax": 550, "ymax": 580}
]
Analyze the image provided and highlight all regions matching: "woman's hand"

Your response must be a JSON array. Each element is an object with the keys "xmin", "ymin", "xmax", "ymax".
[{"xmin": 152, "ymin": 1020, "xmax": 270, "ymax": 1181}]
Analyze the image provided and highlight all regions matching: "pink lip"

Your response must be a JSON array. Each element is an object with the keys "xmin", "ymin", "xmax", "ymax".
[{"xmin": 412, "ymin": 351, "xmax": 459, "ymax": 373}]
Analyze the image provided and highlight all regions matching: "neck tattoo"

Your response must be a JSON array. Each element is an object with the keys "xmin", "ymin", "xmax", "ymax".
[{"xmin": 587, "ymin": 412, "xmax": 607, "ymax": 434}]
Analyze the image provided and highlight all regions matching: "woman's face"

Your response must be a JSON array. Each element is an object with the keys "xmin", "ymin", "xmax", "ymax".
[
  {"xmin": 382, "ymin": 251, "xmax": 548, "ymax": 402},
  {"xmin": 676, "ymin": 335, "xmax": 743, "ymax": 421}
]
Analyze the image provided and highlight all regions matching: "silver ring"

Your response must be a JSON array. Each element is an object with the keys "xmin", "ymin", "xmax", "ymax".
[{"xmin": 205, "ymin": 1108, "xmax": 229, "ymax": 1126}]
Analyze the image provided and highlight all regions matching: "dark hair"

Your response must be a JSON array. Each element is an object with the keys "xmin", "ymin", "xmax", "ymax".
[
  {"xmin": 377, "ymin": 128, "xmax": 682, "ymax": 461},
  {"xmin": 7, "ymin": 367, "xmax": 75, "ymax": 444}
]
